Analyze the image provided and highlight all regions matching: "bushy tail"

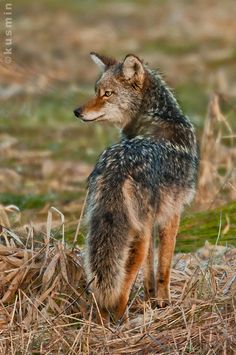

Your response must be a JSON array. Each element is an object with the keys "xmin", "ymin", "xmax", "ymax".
[{"xmin": 85, "ymin": 185, "xmax": 130, "ymax": 309}]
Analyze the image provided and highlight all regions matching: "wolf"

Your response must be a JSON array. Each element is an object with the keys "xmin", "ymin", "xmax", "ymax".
[{"xmin": 74, "ymin": 52, "xmax": 199, "ymax": 322}]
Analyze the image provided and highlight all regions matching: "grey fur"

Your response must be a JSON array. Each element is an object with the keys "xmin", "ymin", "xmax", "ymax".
[{"xmin": 75, "ymin": 54, "xmax": 199, "ymax": 312}]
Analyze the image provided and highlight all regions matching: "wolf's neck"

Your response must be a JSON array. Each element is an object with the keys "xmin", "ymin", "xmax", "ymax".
[
  {"xmin": 122, "ymin": 70, "xmax": 195, "ymax": 148},
  {"xmin": 145, "ymin": 71, "xmax": 185, "ymax": 122}
]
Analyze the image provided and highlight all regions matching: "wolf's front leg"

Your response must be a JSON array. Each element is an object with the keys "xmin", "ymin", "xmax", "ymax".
[{"xmin": 156, "ymin": 214, "xmax": 180, "ymax": 307}]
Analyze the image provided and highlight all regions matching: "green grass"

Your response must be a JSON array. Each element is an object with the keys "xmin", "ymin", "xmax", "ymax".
[
  {"xmin": 0, "ymin": 190, "xmax": 85, "ymax": 211},
  {"xmin": 0, "ymin": 89, "xmax": 235, "ymax": 252},
  {"xmin": 63, "ymin": 201, "xmax": 236, "ymax": 252},
  {"xmin": 177, "ymin": 201, "xmax": 236, "ymax": 252},
  {"xmin": 0, "ymin": 91, "xmax": 118, "ymax": 163},
  {"xmin": 0, "ymin": 192, "xmax": 57, "ymax": 210},
  {"xmin": 175, "ymin": 83, "xmax": 209, "ymax": 123},
  {"xmin": 143, "ymin": 39, "xmax": 200, "ymax": 56}
]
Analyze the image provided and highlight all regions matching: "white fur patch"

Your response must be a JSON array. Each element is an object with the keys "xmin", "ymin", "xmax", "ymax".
[
  {"xmin": 122, "ymin": 179, "xmax": 143, "ymax": 232},
  {"xmin": 84, "ymin": 111, "xmax": 104, "ymax": 121},
  {"xmin": 157, "ymin": 188, "xmax": 195, "ymax": 227}
]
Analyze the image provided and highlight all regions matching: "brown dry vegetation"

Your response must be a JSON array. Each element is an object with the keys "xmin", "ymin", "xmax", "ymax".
[
  {"xmin": 196, "ymin": 93, "xmax": 236, "ymax": 208},
  {"xmin": 0, "ymin": 221, "xmax": 235, "ymax": 353}
]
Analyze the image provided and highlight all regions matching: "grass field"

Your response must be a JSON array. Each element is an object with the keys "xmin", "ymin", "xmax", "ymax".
[
  {"xmin": 0, "ymin": 0, "xmax": 236, "ymax": 353},
  {"xmin": 1, "ymin": 0, "xmax": 236, "ymax": 250}
]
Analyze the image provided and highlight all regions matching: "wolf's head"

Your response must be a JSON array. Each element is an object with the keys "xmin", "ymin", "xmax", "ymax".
[{"xmin": 74, "ymin": 53, "xmax": 147, "ymax": 128}]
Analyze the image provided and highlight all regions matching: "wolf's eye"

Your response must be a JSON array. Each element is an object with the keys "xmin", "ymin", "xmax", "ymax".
[{"xmin": 104, "ymin": 91, "xmax": 113, "ymax": 97}]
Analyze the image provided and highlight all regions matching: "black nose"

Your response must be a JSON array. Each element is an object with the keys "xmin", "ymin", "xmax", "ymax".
[{"xmin": 74, "ymin": 107, "xmax": 82, "ymax": 118}]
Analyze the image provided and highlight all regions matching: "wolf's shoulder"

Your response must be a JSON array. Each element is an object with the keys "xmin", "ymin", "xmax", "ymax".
[{"xmin": 98, "ymin": 137, "xmax": 160, "ymax": 164}]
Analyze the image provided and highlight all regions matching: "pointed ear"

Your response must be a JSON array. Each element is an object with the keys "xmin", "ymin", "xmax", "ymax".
[
  {"xmin": 90, "ymin": 52, "xmax": 117, "ymax": 72},
  {"xmin": 122, "ymin": 54, "xmax": 145, "ymax": 83}
]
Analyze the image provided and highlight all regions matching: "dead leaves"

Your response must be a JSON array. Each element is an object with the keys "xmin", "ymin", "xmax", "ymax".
[{"xmin": 42, "ymin": 253, "xmax": 60, "ymax": 286}]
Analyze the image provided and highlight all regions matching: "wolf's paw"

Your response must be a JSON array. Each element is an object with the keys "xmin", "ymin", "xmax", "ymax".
[
  {"xmin": 148, "ymin": 296, "xmax": 171, "ymax": 309},
  {"xmin": 155, "ymin": 287, "xmax": 171, "ymax": 308},
  {"xmin": 156, "ymin": 298, "xmax": 171, "ymax": 308}
]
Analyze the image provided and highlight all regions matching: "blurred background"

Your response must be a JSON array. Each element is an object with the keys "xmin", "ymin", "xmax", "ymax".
[{"xmin": 0, "ymin": 0, "xmax": 235, "ymax": 251}]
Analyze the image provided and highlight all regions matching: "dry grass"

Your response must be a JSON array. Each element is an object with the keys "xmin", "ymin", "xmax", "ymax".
[
  {"xmin": 0, "ymin": 204, "xmax": 236, "ymax": 354},
  {"xmin": 0, "ymin": 95, "xmax": 235, "ymax": 354},
  {"xmin": 196, "ymin": 93, "xmax": 236, "ymax": 209}
]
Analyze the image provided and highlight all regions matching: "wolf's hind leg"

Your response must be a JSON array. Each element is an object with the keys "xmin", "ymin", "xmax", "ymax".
[
  {"xmin": 156, "ymin": 214, "xmax": 180, "ymax": 307},
  {"xmin": 143, "ymin": 233, "xmax": 155, "ymax": 300},
  {"xmin": 114, "ymin": 234, "xmax": 150, "ymax": 322}
]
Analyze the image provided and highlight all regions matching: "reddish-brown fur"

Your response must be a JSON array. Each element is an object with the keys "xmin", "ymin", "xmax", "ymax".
[{"xmin": 82, "ymin": 96, "xmax": 105, "ymax": 114}]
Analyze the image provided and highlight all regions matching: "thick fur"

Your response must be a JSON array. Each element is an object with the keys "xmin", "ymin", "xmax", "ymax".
[{"xmin": 74, "ymin": 53, "xmax": 199, "ymax": 321}]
